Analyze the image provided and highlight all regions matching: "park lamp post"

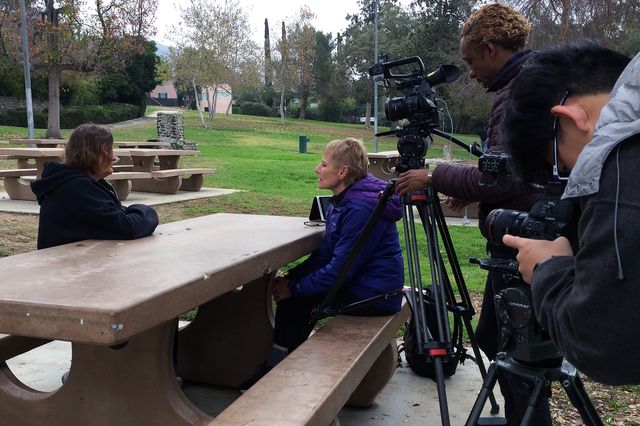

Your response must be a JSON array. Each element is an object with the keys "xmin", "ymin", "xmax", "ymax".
[
  {"xmin": 373, "ymin": 0, "xmax": 379, "ymax": 152},
  {"xmin": 19, "ymin": 0, "xmax": 35, "ymax": 140}
]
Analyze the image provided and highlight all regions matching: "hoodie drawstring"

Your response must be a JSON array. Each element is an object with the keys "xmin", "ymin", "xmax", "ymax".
[{"xmin": 614, "ymin": 145, "xmax": 625, "ymax": 281}]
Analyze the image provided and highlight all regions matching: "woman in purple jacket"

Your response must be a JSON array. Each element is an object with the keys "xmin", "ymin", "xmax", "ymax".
[{"xmin": 240, "ymin": 138, "xmax": 404, "ymax": 391}]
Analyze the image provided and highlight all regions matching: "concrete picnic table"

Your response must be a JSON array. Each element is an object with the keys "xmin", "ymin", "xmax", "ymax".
[{"xmin": 0, "ymin": 213, "xmax": 324, "ymax": 425}]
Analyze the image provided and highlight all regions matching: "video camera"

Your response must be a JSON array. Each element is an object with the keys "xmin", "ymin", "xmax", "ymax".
[
  {"xmin": 369, "ymin": 56, "xmax": 460, "ymax": 174},
  {"xmin": 472, "ymin": 183, "xmax": 574, "ymax": 364}
]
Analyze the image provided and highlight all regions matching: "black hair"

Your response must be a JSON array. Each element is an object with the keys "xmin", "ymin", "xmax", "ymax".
[{"xmin": 502, "ymin": 40, "xmax": 631, "ymax": 184}]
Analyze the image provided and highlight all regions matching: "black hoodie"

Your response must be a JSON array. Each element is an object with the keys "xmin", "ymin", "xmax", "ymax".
[{"xmin": 30, "ymin": 162, "xmax": 159, "ymax": 249}]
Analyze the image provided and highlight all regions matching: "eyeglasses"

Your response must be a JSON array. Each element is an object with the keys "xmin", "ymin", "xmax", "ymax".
[{"xmin": 552, "ymin": 90, "xmax": 570, "ymax": 182}]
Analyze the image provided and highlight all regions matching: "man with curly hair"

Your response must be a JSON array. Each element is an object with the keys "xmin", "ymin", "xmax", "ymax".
[{"xmin": 396, "ymin": 4, "xmax": 550, "ymax": 423}]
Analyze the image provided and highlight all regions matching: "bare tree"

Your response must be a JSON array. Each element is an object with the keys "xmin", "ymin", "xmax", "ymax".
[
  {"xmin": 170, "ymin": 0, "xmax": 260, "ymax": 121},
  {"xmin": 509, "ymin": 0, "xmax": 640, "ymax": 47},
  {"xmin": 287, "ymin": 7, "xmax": 316, "ymax": 119}
]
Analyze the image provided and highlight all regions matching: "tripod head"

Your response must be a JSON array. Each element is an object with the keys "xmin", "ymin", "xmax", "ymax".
[{"xmin": 470, "ymin": 257, "xmax": 563, "ymax": 365}]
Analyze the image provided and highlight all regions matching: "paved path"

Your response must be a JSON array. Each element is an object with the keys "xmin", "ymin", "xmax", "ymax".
[{"xmin": 7, "ymin": 340, "xmax": 502, "ymax": 425}]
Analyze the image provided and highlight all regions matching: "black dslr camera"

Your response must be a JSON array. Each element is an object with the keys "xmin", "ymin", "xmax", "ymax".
[
  {"xmin": 472, "ymin": 183, "xmax": 574, "ymax": 364},
  {"xmin": 369, "ymin": 56, "xmax": 460, "ymax": 173}
]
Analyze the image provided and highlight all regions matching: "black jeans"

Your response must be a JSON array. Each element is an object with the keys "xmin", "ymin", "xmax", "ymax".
[{"xmin": 273, "ymin": 290, "xmax": 395, "ymax": 352}]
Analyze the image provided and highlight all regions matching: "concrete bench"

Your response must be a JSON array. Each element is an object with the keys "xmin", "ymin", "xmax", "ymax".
[
  {"xmin": 105, "ymin": 171, "xmax": 152, "ymax": 201},
  {"xmin": 212, "ymin": 299, "xmax": 411, "ymax": 425},
  {"xmin": 0, "ymin": 168, "xmax": 38, "ymax": 200},
  {"xmin": 0, "ymin": 169, "xmax": 150, "ymax": 202},
  {"xmin": 112, "ymin": 164, "xmax": 134, "ymax": 172},
  {"xmin": 132, "ymin": 167, "xmax": 216, "ymax": 193}
]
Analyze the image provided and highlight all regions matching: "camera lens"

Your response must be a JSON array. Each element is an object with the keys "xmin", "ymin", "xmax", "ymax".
[
  {"xmin": 482, "ymin": 208, "xmax": 528, "ymax": 243},
  {"xmin": 385, "ymin": 97, "xmax": 408, "ymax": 121}
]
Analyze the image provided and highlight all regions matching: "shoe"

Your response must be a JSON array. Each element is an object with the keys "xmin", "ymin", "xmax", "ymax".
[{"xmin": 238, "ymin": 363, "xmax": 272, "ymax": 393}]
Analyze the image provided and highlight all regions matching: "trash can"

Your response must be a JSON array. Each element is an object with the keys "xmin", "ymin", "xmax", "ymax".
[{"xmin": 298, "ymin": 135, "xmax": 309, "ymax": 153}]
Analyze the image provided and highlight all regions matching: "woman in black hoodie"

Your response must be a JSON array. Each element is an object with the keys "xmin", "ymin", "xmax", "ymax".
[{"xmin": 30, "ymin": 123, "xmax": 159, "ymax": 249}]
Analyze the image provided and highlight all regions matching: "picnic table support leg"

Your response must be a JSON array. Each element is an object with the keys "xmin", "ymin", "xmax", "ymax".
[
  {"xmin": 0, "ymin": 321, "xmax": 210, "ymax": 426},
  {"xmin": 132, "ymin": 176, "xmax": 182, "ymax": 194},
  {"xmin": 177, "ymin": 274, "xmax": 275, "ymax": 388},
  {"xmin": 3, "ymin": 177, "xmax": 36, "ymax": 201},
  {"xmin": 180, "ymin": 174, "xmax": 204, "ymax": 191},
  {"xmin": 347, "ymin": 339, "xmax": 399, "ymax": 407},
  {"xmin": 109, "ymin": 179, "xmax": 131, "ymax": 201}
]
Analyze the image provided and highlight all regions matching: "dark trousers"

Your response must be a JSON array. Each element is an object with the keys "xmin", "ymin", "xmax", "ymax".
[
  {"xmin": 273, "ymin": 290, "xmax": 394, "ymax": 352},
  {"xmin": 475, "ymin": 246, "xmax": 552, "ymax": 425}
]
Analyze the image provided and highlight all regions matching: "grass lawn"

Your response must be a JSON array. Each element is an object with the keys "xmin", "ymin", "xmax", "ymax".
[{"xmin": 0, "ymin": 110, "xmax": 487, "ymax": 291}]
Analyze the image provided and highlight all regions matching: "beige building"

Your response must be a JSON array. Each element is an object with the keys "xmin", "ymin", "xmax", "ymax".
[{"xmin": 149, "ymin": 80, "xmax": 232, "ymax": 114}]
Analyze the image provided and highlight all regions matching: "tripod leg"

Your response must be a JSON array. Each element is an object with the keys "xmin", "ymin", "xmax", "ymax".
[
  {"xmin": 465, "ymin": 361, "xmax": 500, "ymax": 426},
  {"xmin": 560, "ymin": 371, "xmax": 603, "ymax": 426},
  {"xmin": 517, "ymin": 374, "xmax": 547, "ymax": 426},
  {"xmin": 462, "ymin": 315, "xmax": 500, "ymax": 414},
  {"xmin": 433, "ymin": 356, "xmax": 451, "ymax": 426},
  {"xmin": 429, "ymin": 193, "xmax": 500, "ymax": 414}
]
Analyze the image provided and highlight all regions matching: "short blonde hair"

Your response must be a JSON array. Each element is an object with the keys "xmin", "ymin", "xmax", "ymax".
[
  {"xmin": 324, "ymin": 138, "xmax": 369, "ymax": 186},
  {"xmin": 461, "ymin": 3, "xmax": 531, "ymax": 52},
  {"xmin": 65, "ymin": 123, "xmax": 113, "ymax": 175}
]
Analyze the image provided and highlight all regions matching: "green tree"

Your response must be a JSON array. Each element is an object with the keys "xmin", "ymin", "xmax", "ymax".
[
  {"xmin": 340, "ymin": 0, "xmax": 414, "ymax": 127},
  {"xmin": 2, "ymin": 0, "xmax": 157, "ymax": 137}
]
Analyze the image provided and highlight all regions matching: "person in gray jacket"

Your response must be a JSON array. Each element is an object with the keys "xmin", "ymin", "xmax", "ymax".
[{"xmin": 501, "ymin": 41, "xmax": 637, "ymax": 385}]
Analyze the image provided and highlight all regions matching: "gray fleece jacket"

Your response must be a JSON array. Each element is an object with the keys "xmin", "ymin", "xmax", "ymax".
[{"xmin": 531, "ymin": 52, "xmax": 640, "ymax": 385}]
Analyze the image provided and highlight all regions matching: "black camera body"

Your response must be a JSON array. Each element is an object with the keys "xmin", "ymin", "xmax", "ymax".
[
  {"xmin": 470, "ymin": 257, "xmax": 563, "ymax": 364},
  {"xmin": 482, "ymin": 188, "xmax": 573, "ymax": 244},
  {"xmin": 473, "ymin": 183, "xmax": 574, "ymax": 364},
  {"xmin": 369, "ymin": 56, "xmax": 460, "ymax": 174}
]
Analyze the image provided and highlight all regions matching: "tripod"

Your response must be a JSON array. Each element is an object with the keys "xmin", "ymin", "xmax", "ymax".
[
  {"xmin": 465, "ymin": 353, "xmax": 603, "ymax": 425},
  {"xmin": 314, "ymin": 178, "xmax": 499, "ymax": 426}
]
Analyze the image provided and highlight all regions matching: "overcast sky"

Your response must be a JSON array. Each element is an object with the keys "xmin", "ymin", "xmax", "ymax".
[{"xmin": 153, "ymin": 0, "xmax": 366, "ymax": 47}]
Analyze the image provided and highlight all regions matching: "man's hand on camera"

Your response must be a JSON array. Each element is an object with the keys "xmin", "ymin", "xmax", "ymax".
[
  {"xmin": 396, "ymin": 169, "xmax": 431, "ymax": 195},
  {"xmin": 502, "ymin": 235, "xmax": 573, "ymax": 284},
  {"xmin": 272, "ymin": 276, "xmax": 291, "ymax": 302}
]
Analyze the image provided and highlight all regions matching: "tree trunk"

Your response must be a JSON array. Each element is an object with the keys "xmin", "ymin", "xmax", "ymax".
[
  {"xmin": 225, "ymin": 94, "xmax": 233, "ymax": 116},
  {"xmin": 299, "ymin": 92, "xmax": 307, "ymax": 120},
  {"xmin": 211, "ymin": 88, "xmax": 218, "ymax": 120},
  {"xmin": 364, "ymin": 101, "xmax": 371, "ymax": 130},
  {"xmin": 193, "ymin": 77, "xmax": 207, "ymax": 128},
  {"xmin": 558, "ymin": 0, "xmax": 571, "ymax": 42},
  {"xmin": 206, "ymin": 87, "xmax": 214, "ymax": 120},
  {"xmin": 279, "ymin": 88, "xmax": 286, "ymax": 125},
  {"xmin": 46, "ymin": 64, "xmax": 62, "ymax": 138}
]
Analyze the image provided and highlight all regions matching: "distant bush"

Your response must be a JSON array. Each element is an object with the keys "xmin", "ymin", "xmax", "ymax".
[
  {"xmin": 0, "ymin": 103, "xmax": 141, "ymax": 129},
  {"xmin": 239, "ymin": 102, "xmax": 271, "ymax": 117},
  {"xmin": 0, "ymin": 109, "xmax": 47, "ymax": 128}
]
